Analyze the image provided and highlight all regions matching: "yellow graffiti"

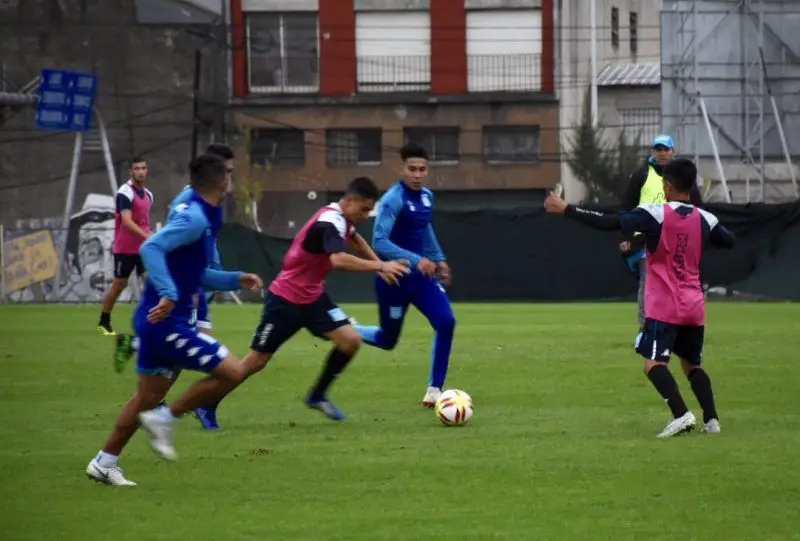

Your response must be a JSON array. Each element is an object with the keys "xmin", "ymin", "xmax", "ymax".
[{"xmin": 3, "ymin": 231, "xmax": 59, "ymax": 293}]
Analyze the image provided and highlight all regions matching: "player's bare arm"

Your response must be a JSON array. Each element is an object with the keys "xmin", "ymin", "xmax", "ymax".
[
  {"xmin": 120, "ymin": 209, "xmax": 151, "ymax": 239},
  {"xmin": 329, "ymin": 252, "xmax": 410, "ymax": 282},
  {"xmin": 436, "ymin": 261, "xmax": 452, "ymax": 287}
]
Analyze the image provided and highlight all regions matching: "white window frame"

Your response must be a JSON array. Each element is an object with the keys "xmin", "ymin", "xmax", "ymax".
[{"xmin": 246, "ymin": 12, "xmax": 320, "ymax": 94}]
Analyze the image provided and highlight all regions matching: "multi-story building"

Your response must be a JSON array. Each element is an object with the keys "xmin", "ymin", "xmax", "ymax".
[
  {"xmin": 227, "ymin": 0, "xmax": 558, "ymax": 236},
  {"xmin": 557, "ymin": 0, "xmax": 662, "ymax": 202}
]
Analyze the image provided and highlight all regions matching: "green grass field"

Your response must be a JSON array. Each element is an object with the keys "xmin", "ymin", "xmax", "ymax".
[{"xmin": 1, "ymin": 302, "xmax": 799, "ymax": 541}]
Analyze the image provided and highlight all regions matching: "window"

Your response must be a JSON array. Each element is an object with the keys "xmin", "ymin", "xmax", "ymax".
[
  {"xmin": 356, "ymin": 11, "xmax": 431, "ymax": 92},
  {"xmin": 611, "ymin": 7, "xmax": 619, "ymax": 50},
  {"xmin": 482, "ymin": 126, "xmax": 540, "ymax": 163},
  {"xmin": 247, "ymin": 12, "xmax": 318, "ymax": 92},
  {"xmin": 404, "ymin": 127, "xmax": 460, "ymax": 163},
  {"xmin": 620, "ymin": 108, "xmax": 660, "ymax": 148},
  {"xmin": 629, "ymin": 12, "xmax": 638, "ymax": 55},
  {"xmin": 250, "ymin": 128, "xmax": 305, "ymax": 166},
  {"xmin": 466, "ymin": 9, "xmax": 542, "ymax": 91},
  {"xmin": 326, "ymin": 129, "xmax": 383, "ymax": 166}
]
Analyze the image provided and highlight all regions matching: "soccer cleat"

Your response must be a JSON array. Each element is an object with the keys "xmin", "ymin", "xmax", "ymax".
[
  {"xmin": 97, "ymin": 322, "xmax": 115, "ymax": 336},
  {"xmin": 656, "ymin": 411, "xmax": 696, "ymax": 438},
  {"xmin": 138, "ymin": 410, "xmax": 178, "ymax": 461},
  {"xmin": 86, "ymin": 459, "xmax": 137, "ymax": 487},
  {"xmin": 113, "ymin": 333, "xmax": 135, "ymax": 374},
  {"xmin": 702, "ymin": 419, "xmax": 721, "ymax": 434},
  {"xmin": 305, "ymin": 395, "xmax": 347, "ymax": 421},
  {"xmin": 194, "ymin": 406, "xmax": 221, "ymax": 430},
  {"xmin": 422, "ymin": 386, "xmax": 442, "ymax": 408}
]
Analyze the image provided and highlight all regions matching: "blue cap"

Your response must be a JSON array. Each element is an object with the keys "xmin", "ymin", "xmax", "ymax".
[{"xmin": 652, "ymin": 134, "xmax": 674, "ymax": 149}]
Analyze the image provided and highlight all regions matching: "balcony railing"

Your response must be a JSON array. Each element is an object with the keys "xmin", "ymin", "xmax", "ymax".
[
  {"xmin": 357, "ymin": 55, "xmax": 431, "ymax": 93},
  {"xmin": 468, "ymin": 54, "xmax": 542, "ymax": 92}
]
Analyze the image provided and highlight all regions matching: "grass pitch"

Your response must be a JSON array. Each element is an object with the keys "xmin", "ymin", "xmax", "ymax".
[{"xmin": 1, "ymin": 302, "xmax": 799, "ymax": 541}]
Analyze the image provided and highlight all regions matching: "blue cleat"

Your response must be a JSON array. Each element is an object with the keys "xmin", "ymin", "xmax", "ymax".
[
  {"xmin": 194, "ymin": 406, "xmax": 221, "ymax": 430},
  {"xmin": 305, "ymin": 395, "xmax": 347, "ymax": 421}
]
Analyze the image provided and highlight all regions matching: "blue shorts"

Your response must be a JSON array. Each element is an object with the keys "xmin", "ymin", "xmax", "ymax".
[
  {"xmin": 634, "ymin": 318, "xmax": 704, "ymax": 364},
  {"xmin": 135, "ymin": 314, "xmax": 229, "ymax": 378},
  {"xmin": 196, "ymin": 287, "xmax": 212, "ymax": 330}
]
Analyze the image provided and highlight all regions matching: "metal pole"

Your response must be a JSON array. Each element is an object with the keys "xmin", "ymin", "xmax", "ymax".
[
  {"xmin": 53, "ymin": 132, "xmax": 83, "ymax": 297},
  {"xmin": 191, "ymin": 49, "xmax": 202, "ymax": 160},
  {"xmin": 769, "ymin": 94, "xmax": 799, "ymax": 199},
  {"xmin": 0, "ymin": 224, "xmax": 5, "ymax": 304},
  {"xmin": 758, "ymin": 1, "xmax": 765, "ymax": 202},
  {"xmin": 590, "ymin": 0, "xmax": 598, "ymax": 126},
  {"xmin": 698, "ymin": 93, "xmax": 732, "ymax": 203},
  {"xmin": 95, "ymin": 108, "xmax": 119, "ymax": 193}
]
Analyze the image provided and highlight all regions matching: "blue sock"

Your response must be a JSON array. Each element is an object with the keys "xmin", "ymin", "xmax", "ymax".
[
  {"xmin": 354, "ymin": 324, "xmax": 380, "ymax": 346},
  {"xmin": 429, "ymin": 327, "xmax": 454, "ymax": 389}
]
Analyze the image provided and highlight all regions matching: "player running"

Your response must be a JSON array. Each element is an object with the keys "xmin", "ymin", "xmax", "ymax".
[
  {"xmin": 114, "ymin": 143, "xmax": 236, "ymax": 431},
  {"xmin": 86, "ymin": 154, "xmax": 263, "ymax": 486},
  {"xmin": 544, "ymin": 157, "xmax": 735, "ymax": 438},
  {"xmin": 134, "ymin": 177, "xmax": 410, "ymax": 435},
  {"xmin": 98, "ymin": 156, "xmax": 153, "ymax": 335},
  {"xmin": 353, "ymin": 143, "xmax": 455, "ymax": 408}
]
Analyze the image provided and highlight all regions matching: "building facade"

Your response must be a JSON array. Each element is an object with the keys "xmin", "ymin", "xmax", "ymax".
[
  {"xmin": 557, "ymin": 0, "xmax": 662, "ymax": 202},
  {"xmin": 227, "ymin": 0, "xmax": 559, "ymax": 236}
]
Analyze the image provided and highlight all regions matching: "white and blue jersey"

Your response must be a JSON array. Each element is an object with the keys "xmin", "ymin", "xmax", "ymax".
[
  {"xmin": 355, "ymin": 180, "xmax": 455, "ymax": 389},
  {"xmin": 169, "ymin": 185, "xmax": 221, "ymax": 328},
  {"xmin": 373, "ymin": 181, "xmax": 446, "ymax": 269},
  {"xmin": 135, "ymin": 193, "xmax": 242, "ymax": 377}
]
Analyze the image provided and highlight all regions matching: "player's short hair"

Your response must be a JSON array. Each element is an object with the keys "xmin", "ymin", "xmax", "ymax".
[
  {"xmin": 400, "ymin": 142, "xmax": 428, "ymax": 162},
  {"xmin": 663, "ymin": 158, "xmax": 698, "ymax": 194},
  {"xmin": 130, "ymin": 156, "xmax": 146, "ymax": 167},
  {"xmin": 346, "ymin": 176, "xmax": 380, "ymax": 201},
  {"xmin": 205, "ymin": 143, "xmax": 235, "ymax": 160},
  {"xmin": 189, "ymin": 153, "xmax": 228, "ymax": 192}
]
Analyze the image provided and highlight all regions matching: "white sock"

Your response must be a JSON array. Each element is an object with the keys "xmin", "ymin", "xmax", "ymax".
[
  {"xmin": 154, "ymin": 404, "xmax": 177, "ymax": 422},
  {"xmin": 131, "ymin": 336, "xmax": 140, "ymax": 351},
  {"xmin": 95, "ymin": 450, "xmax": 118, "ymax": 468}
]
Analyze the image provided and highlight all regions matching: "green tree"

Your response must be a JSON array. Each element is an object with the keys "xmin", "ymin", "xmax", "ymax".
[{"xmin": 565, "ymin": 88, "xmax": 645, "ymax": 203}]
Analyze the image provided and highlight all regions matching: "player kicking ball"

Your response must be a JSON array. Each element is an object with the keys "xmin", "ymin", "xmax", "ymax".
[
  {"xmin": 86, "ymin": 154, "xmax": 263, "ymax": 486},
  {"xmin": 544, "ymin": 158, "xmax": 735, "ymax": 438},
  {"xmin": 353, "ymin": 143, "xmax": 456, "ymax": 408},
  {"xmin": 130, "ymin": 176, "xmax": 409, "ymax": 443}
]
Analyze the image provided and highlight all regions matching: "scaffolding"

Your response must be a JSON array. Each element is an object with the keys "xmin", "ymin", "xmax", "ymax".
[{"xmin": 661, "ymin": 0, "xmax": 800, "ymax": 202}]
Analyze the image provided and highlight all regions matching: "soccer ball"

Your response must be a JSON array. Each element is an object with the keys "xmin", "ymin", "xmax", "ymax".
[{"xmin": 435, "ymin": 389, "xmax": 474, "ymax": 426}]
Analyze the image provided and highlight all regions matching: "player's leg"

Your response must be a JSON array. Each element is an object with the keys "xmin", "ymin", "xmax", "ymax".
[
  {"xmin": 98, "ymin": 254, "xmax": 133, "ymax": 335},
  {"xmin": 192, "ymin": 288, "xmax": 222, "ymax": 430},
  {"xmin": 636, "ymin": 257, "xmax": 646, "ymax": 329},
  {"xmin": 674, "ymin": 326, "xmax": 719, "ymax": 433},
  {"xmin": 305, "ymin": 296, "xmax": 361, "ymax": 420},
  {"xmin": 149, "ymin": 293, "xmax": 301, "ymax": 425},
  {"xmin": 411, "ymin": 279, "xmax": 456, "ymax": 407},
  {"xmin": 353, "ymin": 276, "xmax": 411, "ymax": 350},
  {"xmin": 87, "ymin": 359, "xmax": 180, "ymax": 485},
  {"xmin": 634, "ymin": 319, "xmax": 695, "ymax": 438}
]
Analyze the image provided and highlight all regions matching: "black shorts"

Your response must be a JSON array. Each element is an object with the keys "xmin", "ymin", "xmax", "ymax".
[
  {"xmin": 114, "ymin": 254, "xmax": 145, "ymax": 279},
  {"xmin": 635, "ymin": 318, "xmax": 705, "ymax": 364},
  {"xmin": 250, "ymin": 292, "xmax": 350, "ymax": 354}
]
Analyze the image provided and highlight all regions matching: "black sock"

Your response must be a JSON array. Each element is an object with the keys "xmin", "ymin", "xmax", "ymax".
[
  {"xmin": 99, "ymin": 312, "xmax": 111, "ymax": 325},
  {"xmin": 309, "ymin": 349, "xmax": 353, "ymax": 400},
  {"xmin": 647, "ymin": 364, "xmax": 689, "ymax": 418},
  {"xmin": 688, "ymin": 368, "xmax": 718, "ymax": 423}
]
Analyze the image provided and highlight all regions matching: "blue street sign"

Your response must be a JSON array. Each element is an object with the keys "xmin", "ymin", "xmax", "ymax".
[{"xmin": 35, "ymin": 68, "xmax": 98, "ymax": 132}]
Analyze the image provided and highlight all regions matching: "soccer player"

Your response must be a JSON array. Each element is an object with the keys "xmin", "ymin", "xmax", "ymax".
[
  {"xmin": 544, "ymin": 157, "xmax": 735, "ymax": 438},
  {"xmin": 98, "ymin": 156, "xmax": 153, "ymax": 335},
  {"xmin": 86, "ymin": 154, "xmax": 263, "ymax": 486},
  {"xmin": 114, "ymin": 144, "xmax": 236, "ymax": 430},
  {"xmin": 135, "ymin": 177, "xmax": 410, "ymax": 434},
  {"xmin": 352, "ymin": 143, "xmax": 455, "ymax": 408}
]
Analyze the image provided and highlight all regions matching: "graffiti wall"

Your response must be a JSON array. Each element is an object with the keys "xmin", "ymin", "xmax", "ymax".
[{"xmin": 2, "ymin": 193, "xmax": 139, "ymax": 303}]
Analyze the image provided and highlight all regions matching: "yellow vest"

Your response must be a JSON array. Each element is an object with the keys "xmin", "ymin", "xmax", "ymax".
[{"xmin": 634, "ymin": 165, "xmax": 667, "ymax": 237}]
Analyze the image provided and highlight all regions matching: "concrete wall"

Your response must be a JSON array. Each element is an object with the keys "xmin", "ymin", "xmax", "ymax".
[{"xmin": 0, "ymin": 0, "xmax": 226, "ymax": 228}]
